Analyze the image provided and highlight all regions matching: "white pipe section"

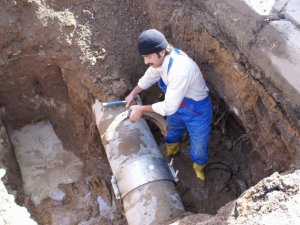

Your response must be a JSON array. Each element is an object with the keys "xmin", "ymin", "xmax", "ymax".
[{"xmin": 92, "ymin": 100, "xmax": 184, "ymax": 225}]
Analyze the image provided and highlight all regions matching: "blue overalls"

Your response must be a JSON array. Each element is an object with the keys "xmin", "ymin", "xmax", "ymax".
[{"xmin": 158, "ymin": 48, "xmax": 212, "ymax": 165}]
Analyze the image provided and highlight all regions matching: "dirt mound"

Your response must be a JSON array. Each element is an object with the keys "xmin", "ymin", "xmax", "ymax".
[{"xmin": 175, "ymin": 169, "xmax": 300, "ymax": 225}]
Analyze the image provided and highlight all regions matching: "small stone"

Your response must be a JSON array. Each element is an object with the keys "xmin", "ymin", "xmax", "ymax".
[{"xmin": 49, "ymin": 188, "xmax": 65, "ymax": 201}]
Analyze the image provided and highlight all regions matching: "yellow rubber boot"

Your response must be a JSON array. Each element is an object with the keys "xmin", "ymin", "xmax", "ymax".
[
  {"xmin": 166, "ymin": 142, "xmax": 180, "ymax": 156},
  {"xmin": 193, "ymin": 163, "xmax": 206, "ymax": 181}
]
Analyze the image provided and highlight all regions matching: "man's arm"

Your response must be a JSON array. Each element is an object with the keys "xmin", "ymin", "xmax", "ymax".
[
  {"xmin": 129, "ymin": 105, "xmax": 154, "ymax": 122},
  {"xmin": 125, "ymin": 85, "xmax": 144, "ymax": 107},
  {"xmin": 126, "ymin": 67, "xmax": 160, "ymax": 108}
]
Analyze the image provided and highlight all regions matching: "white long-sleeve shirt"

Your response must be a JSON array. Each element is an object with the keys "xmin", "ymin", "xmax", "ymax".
[{"xmin": 137, "ymin": 49, "xmax": 208, "ymax": 116}]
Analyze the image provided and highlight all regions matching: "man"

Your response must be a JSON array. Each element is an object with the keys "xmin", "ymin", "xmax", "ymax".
[{"xmin": 125, "ymin": 29, "xmax": 212, "ymax": 180}]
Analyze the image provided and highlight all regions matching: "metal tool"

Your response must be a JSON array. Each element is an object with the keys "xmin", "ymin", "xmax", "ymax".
[
  {"xmin": 101, "ymin": 98, "xmax": 168, "ymax": 137},
  {"xmin": 102, "ymin": 100, "xmax": 127, "ymax": 107},
  {"xmin": 102, "ymin": 110, "xmax": 168, "ymax": 145}
]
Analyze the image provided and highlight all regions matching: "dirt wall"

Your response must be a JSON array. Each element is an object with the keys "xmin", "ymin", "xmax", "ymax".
[
  {"xmin": 0, "ymin": 0, "xmax": 147, "ymax": 160},
  {"xmin": 1, "ymin": 0, "xmax": 300, "ymax": 224},
  {"xmin": 1, "ymin": 1, "xmax": 147, "ymax": 224}
]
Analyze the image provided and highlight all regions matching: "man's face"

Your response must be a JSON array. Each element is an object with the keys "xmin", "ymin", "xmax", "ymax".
[{"xmin": 142, "ymin": 51, "xmax": 165, "ymax": 68}]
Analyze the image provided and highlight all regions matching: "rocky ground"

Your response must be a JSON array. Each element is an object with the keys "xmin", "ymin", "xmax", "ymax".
[
  {"xmin": 0, "ymin": 169, "xmax": 37, "ymax": 225},
  {"xmin": 173, "ymin": 170, "xmax": 300, "ymax": 225}
]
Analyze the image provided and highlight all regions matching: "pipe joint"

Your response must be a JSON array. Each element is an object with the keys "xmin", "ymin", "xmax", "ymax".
[{"xmin": 112, "ymin": 156, "xmax": 175, "ymax": 199}]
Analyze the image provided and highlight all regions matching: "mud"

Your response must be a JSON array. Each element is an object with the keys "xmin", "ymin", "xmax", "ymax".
[
  {"xmin": 117, "ymin": 127, "xmax": 145, "ymax": 156},
  {"xmin": 1, "ymin": 0, "xmax": 299, "ymax": 225}
]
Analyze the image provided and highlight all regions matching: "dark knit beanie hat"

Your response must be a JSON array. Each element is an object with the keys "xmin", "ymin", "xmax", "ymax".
[{"xmin": 137, "ymin": 29, "xmax": 168, "ymax": 55}]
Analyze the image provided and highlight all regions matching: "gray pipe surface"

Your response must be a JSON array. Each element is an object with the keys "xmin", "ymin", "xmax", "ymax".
[{"xmin": 92, "ymin": 100, "xmax": 184, "ymax": 225}]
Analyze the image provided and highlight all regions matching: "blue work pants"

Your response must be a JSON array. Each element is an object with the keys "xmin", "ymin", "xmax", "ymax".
[{"xmin": 165, "ymin": 96, "xmax": 212, "ymax": 165}]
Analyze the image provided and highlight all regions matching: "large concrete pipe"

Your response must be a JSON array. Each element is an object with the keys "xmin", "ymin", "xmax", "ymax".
[{"xmin": 92, "ymin": 100, "xmax": 185, "ymax": 225}]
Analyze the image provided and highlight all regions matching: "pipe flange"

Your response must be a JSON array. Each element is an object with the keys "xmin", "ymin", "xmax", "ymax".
[
  {"xmin": 168, "ymin": 158, "xmax": 179, "ymax": 183},
  {"xmin": 111, "ymin": 176, "xmax": 121, "ymax": 200}
]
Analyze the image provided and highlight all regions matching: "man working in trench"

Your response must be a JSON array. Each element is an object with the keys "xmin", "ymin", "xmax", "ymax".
[{"xmin": 125, "ymin": 29, "xmax": 212, "ymax": 181}]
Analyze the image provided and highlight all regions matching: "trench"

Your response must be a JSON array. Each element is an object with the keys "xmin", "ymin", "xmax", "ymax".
[
  {"xmin": 0, "ymin": 54, "xmax": 262, "ymax": 223},
  {"xmin": 0, "ymin": 78, "xmax": 255, "ymax": 224},
  {"xmin": 1, "ymin": 0, "xmax": 299, "ymax": 225}
]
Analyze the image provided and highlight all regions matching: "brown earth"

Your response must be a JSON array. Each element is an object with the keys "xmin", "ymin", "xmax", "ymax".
[{"xmin": 0, "ymin": 0, "xmax": 299, "ymax": 225}]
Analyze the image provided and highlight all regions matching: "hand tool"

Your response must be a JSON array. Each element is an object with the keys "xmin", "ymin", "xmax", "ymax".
[{"xmin": 102, "ymin": 100, "xmax": 127, "ymax": 107}]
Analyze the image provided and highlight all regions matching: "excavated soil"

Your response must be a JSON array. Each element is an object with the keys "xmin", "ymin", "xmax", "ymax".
[{"xmin": 1, "ymin": 0, "xmax": 299, "ymax": 225}]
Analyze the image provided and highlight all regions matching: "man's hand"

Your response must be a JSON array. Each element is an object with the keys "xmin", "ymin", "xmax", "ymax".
[
  {"xmin": 125, "ymin": 86, "xmax": 144, "ymax": 107},
  {"xmin": 129, "ymin": 105, "xmax": 154, "ymax": 122},
  {"xmin": 129, "ymin": 105, "xmax": 145, "ymax": 122},
  {"xmin": 125, "ymin": 94, "xmax": 136, "ymax": 108}
]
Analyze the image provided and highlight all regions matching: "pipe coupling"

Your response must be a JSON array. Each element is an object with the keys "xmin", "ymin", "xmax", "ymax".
[{"xmin": 112, "ymin": 156, "xmax": 176, "ymax": 199}]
